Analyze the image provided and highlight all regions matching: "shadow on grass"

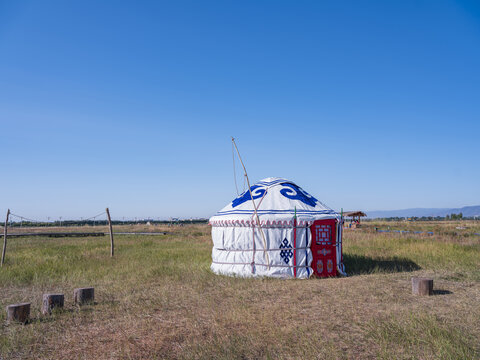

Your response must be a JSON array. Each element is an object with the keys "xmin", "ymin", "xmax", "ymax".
[
  {"xmin": 433, "ymin": 289, "xmax": 453, "ymax": 295},
  {"xmin": 344, "ymin": 254, "xmax": 421, "ymax": 275}
]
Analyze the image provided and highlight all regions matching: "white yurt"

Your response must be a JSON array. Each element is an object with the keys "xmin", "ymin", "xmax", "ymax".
[{"xmin": 209, "ymin": 177, "xmax": 346, "ymax": 278}]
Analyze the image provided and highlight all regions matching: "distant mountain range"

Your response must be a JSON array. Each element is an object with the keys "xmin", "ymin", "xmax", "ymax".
[{"xmin": 366, "ymin": 205, "xmax": 480, "ymax": 219}]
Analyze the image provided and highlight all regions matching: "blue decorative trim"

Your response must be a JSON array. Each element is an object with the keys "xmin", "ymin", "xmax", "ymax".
[
  {"xmin": 218, "ymin": 209, "xmax": 335, "ymax": 213},
  {"xmin": 279, "ymin": 183, "xmax": 318, "ymax": 207},
  {"xmin": 216, "ymin": 209, "xmax": 336, "ymax": 216},
  {"xmin": 215, "ymin": 212, "xmax": 336, "ymax": 218},
  {"xmin": 231, "ymin": 185, "xmax": 266, "ymax": 208}
]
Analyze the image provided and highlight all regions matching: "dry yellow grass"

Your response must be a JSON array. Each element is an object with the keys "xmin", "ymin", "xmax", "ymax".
[{"xmin": 1, "ymin": 222, "xmax": 479, "ymax": 359}]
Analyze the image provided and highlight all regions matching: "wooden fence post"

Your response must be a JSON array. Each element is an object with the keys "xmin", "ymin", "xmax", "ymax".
[
  {"xmin": 106, "ymin": 208, "xmax": 114, "ymax": 257},
  {"xmin": 1, "ymin": 209, "xmax": 10, "ymax": 267},
  {"xmin": 6, "ymin": 302, "xmax": 30, "ymax": 323},
  {"xmin": 42, "ymin": 293, "xmax": 65, "ymax": 315},
  {"xmin": 412, "ymin": 277, "xmax": 433, "ymax": 296},
  {"xmin": 74, "ymin": 287, "xmax": 95, "ymax": 305}
]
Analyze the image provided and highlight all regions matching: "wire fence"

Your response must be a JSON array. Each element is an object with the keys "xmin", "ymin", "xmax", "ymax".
[
  {"xmin": 374, "ymin": 228, "xmax": 480, "ymax": 237},
  {"xmin": 375, "ymin": 229, "xmax": 434, "ymax": 235},
  {"xmin": 6, "ymin": 210, "xmax": 108, "ymax": 228},
  {"xmin": 0, "ymin": 207, "xmax": 209, "ymax": 267},
  {"xmin": 0, "ymin": 209, "xmax": 115, "ymax": 266},
  {"xmin": 2, "ymin": 211, "xmax": 208, "ymax": 228}
]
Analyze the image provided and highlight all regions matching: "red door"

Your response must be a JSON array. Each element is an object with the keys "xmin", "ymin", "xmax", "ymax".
[{"xmin": 311, "ymin": 219, "xmax": 337, "ymax": 277}]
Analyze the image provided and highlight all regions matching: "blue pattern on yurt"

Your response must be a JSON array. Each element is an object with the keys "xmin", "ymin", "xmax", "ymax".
[
  {"xmin": 279, "ymin": 238, "xmax": 293, "ymax": 264},
  {"xmin": 232, "ymin": 185, "xmax": 266, "ymax": 207},
  {"xmin": 279, "ymin": 183, "xmax": 318, "ymax": 207}
]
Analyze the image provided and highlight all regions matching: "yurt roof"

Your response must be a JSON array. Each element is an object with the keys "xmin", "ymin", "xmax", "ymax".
[{"xmin": 210, "ymin": 177, "xmax": 339, "ymax": 225}]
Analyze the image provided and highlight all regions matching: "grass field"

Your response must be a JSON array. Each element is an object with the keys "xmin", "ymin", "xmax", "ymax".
[{"xmin": 1, "ymin": 221, "xmax": 479, "ymax": 359}]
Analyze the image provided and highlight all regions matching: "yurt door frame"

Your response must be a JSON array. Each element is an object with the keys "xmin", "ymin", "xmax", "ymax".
[{"xmin": 310, "ymin": 219, "xmax": 337, "ymax": 277}]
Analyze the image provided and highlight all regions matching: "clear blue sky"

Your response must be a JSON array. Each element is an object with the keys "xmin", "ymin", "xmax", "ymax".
[{"xmin": 1, "ymin": 0, "xmax": 479, "ymax": 220}]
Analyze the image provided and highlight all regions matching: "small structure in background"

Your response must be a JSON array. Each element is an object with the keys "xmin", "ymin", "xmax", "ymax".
[{"xmin": 343, "ymin": 211, "xmax": 367, "ymax": 228}]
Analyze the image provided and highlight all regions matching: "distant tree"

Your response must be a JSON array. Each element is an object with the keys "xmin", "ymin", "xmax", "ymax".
[
  {"xmin": 445, "ymin": 214, "xmax": 450, "ymax": 220},
  {"xmin": 450, "ymin": 213, "xmax": 463, "ymax": 220}
]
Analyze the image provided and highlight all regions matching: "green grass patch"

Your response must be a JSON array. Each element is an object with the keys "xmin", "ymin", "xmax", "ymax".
[{"xmin": 343, "ymin": 233, "xmax": 480, "ymax": 279}]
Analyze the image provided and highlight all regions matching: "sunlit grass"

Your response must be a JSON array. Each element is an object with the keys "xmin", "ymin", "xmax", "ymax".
[
  {"xmin": 0, "ymin": 222, "xmax": 479, "ymax": 359},
  {"xmin": 367, "ymin": 313, "xmax": 478, "ymax": 360},
  {"xmin": 343, "ymin": 232, "xmax": 480, "ymax": 279}
]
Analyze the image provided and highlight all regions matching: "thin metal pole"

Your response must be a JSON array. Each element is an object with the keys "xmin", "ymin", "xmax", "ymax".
[
  {"xmin": 231, "ymin": 137, "xmax": 270, "ymax": 267},
  {"xmin": 1, "ymin": 209, "xmax": 10, "ymax": 267}
]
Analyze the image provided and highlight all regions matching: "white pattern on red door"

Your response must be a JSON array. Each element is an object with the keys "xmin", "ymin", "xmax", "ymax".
[{"xmin": 311, "ymin": 219, "xmax": 337, "ymax": 277}]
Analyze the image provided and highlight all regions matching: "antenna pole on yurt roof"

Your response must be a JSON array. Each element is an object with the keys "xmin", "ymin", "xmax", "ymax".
[{"xmin": 231, "ymin": 137, "xmax": 270, "ymax": 268}]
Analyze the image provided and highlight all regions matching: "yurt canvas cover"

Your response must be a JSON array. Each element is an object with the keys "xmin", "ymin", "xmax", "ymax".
[{"xmin": 209, "ymin": 177, "xmax": 346, "ymax": 278}]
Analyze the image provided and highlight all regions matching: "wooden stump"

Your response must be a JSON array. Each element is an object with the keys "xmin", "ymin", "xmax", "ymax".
[
  {"xmin": 74, "ymin": 287, "xmax": 94, "ymax": 305},
  {"xmin": 412, "ymin": 277, "xmax": 433, "ymax": 296},
  {"xmin": 42, "ymin": 294, "xmax": 64, "ymax": 315},
  {"xmin": 6, "ymin": 303, "xmax": 30, "ymax": 323}
]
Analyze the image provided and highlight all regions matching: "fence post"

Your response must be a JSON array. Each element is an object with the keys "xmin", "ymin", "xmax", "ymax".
[
  {"xmin": 106, "ymin": 208, "xmax": 114, "ymax": 257},
  {"xmin": 1, "ymin": 209, "xmax": 10, "ymax": 267}
]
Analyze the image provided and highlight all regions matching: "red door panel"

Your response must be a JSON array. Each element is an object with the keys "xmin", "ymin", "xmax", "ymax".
[{"xmin": 311, "ymin": 219, "xmax": 337, "ymax": 277}]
